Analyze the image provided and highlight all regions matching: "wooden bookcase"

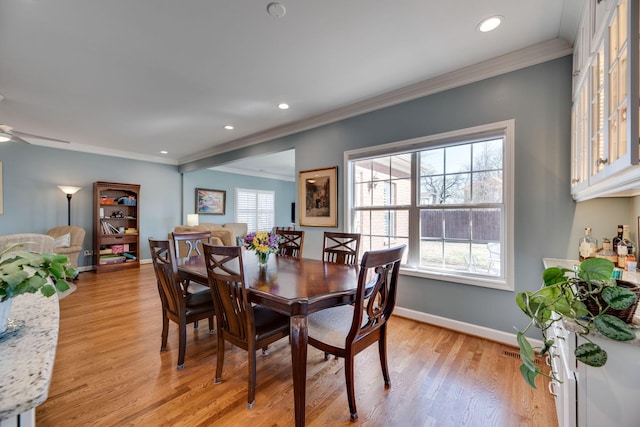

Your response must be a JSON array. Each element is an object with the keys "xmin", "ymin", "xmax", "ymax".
[{"xmin": 93, "ymin": 181, "xmax": 140, "ymax": 273}]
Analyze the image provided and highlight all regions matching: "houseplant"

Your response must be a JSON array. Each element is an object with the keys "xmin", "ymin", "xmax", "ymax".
[
  {"xmin": 0, "ymin": 244, "xmax": 78, "ymax": 333},
  {"xmin": 515, "ymin": 257, "xmax": 638, "ymax": 388}
]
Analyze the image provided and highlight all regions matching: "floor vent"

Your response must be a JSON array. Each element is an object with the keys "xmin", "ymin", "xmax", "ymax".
[{"xmin": 503, "ymin": 349, "xmax": 541, "ymax": 365}]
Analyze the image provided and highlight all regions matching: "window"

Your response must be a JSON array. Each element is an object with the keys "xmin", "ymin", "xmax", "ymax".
[
  {"xmin": 346, "ymin": 120, "xmax": 514, "ymax": 290},
  {"xmin": 235, "ymin": 189, "xmax": 275, "ymax": 233}
]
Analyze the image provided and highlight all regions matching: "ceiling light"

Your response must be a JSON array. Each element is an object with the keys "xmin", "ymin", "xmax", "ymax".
[
  {"xmin": 224, "ymin": 125, "xmax": 234, "ymax": 130},
  {"xmin": 160, "ymin": 150, "xmax": 168, "ymax": 154},
  {"xmin": 278, "ymin": 103, "xmax": 290, "ymax": 110},
  {"xmin": 478, "ymin": 16, "xmax": 503, "ymax": 32},
  {"xmin": 0, "ymin": 132, "xmax": 11, "ymax": 143},
  {"xmin": 266, "ymin": 2, "xmax": 286, "ymax": 18}
]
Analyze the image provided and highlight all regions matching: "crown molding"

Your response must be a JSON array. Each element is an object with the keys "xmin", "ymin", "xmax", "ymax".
[
  {"xmin": 209, "ymin": 165, "xmax": 295, "ymax": 182},
  {"xmin": 179, "ymin": 38, "xmax": 573, "ymax": 166}
]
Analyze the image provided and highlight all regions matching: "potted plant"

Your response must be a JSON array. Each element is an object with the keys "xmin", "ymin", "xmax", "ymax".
[
  {"xmin": 0, "ymin": 244, "xmax": 78, "ymax": 333},
  {"xmin": 515, "ymin": 257, "xmax": 638, "ymax": 387}
]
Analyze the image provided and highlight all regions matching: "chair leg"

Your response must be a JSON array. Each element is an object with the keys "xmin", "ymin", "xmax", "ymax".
[
  {"xmin": 208, "ymin": 316, "xmax": 215, "ymax": 334},
  {"xmin": 160, "ymin": 312, "xmax": 169, "ymax": 352},
  {"xmin": 193, "ymin": 320, "xmax": 199, "ymax": 331},
  {"xmin": 379, "ymin": 332, "xmax": 391, "ymax": 388},
  {"xmin": 344, "ymin": 352, "xmax": 358, "ymax": 421},
  {"xmin": 177, "ymin": 321, "xmax": 187, "ymax": 371},
  {"xmin": 214, "ymin": 334, "xmax": 225, "ymax": 384},
  {"xmin": 247, "ymin": 348, "xmax": 257, "ymax": 409},
  {"xmin": 261, "ymin": 346, "xmax": 269, "ymax": 356}
]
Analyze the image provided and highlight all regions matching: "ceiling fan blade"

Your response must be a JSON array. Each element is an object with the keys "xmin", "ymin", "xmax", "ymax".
[
  {"xmin": 12, "ymin": 130, "xmax": 70, "ymax": 144},
  {"xmin": 11, "ymin": 135, "xmax": 31, "ymax": 144}
]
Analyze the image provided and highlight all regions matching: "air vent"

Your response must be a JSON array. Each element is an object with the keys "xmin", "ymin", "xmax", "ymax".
[{"xmin": 503, "ymin": 349, "xmax": 541, "ymax": 365}]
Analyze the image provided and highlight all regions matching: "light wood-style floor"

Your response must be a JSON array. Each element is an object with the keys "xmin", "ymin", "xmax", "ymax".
[{"xmin": 36, "ymin": 264, "xmax": 557, "ymax": 427}]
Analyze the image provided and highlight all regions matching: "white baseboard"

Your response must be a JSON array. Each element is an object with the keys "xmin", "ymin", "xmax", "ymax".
[{"xmin": 393, "ymin": 306, "xmax": 543, "ymax": 349}]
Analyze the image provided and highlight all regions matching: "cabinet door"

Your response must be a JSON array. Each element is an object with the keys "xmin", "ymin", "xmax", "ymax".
[{"xmin": 572, "ymin": 76, "xmax": 590, "ymax": 192}]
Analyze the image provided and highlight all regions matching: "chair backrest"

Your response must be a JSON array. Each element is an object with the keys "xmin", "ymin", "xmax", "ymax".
[
  {"xmin": 202, "ymin": 244, "xmax": 253, "ymax": 343},
  {"xmin": 149, "ymin": 238, "xmax": 185, "ymax": 317},
  {"xmin": 275, "ymin": 229, "xmax": 304, "ymax": 259},
  {"xmin": 322, "ymin": 232, "xmax": 361, "ymax": 265},
  {"xmin": 0, "ymin": 233, "xmax": 55, "ymax": 254},
  {"xmin": 349, "ymin": 245, "xmax": 405, "ymax": 344},
  {"xmin": 172, "ymin": 231, "xmax": 212, "ymax": 258}
]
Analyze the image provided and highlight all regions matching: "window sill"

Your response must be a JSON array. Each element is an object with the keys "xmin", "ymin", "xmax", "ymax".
[{"xmin": 399, "ymin": 266, "xmax": 513, "ymax": 291}]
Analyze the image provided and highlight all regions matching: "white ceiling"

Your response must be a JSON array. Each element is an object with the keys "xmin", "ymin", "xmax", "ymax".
[{"xmin": 0, "ymin": 0, "xmax": 582, "ymax": 177}]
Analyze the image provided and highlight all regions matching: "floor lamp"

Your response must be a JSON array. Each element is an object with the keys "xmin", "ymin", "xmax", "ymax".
[{"xmin": 58, "ymin": 186, "xmax": 81, "ymax": 226}]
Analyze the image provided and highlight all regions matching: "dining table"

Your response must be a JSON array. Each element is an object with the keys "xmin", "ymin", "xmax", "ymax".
[{"xmin": 178, "ymin": 252, "xmax": 360, "ymax": 427}]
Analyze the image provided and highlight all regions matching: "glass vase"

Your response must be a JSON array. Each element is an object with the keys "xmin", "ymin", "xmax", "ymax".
[{"xmin": 257, "ymin": 251, "xmax": 270, "ymax": 267}]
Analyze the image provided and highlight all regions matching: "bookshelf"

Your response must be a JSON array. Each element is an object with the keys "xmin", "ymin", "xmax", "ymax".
[{"xmin": 93, "ymin": 181, "xmax": 140, "ymax": 273}]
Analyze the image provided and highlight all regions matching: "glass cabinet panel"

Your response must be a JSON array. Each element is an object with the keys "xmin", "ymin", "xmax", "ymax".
[
  {"xmin": 608, "ymin": 0, "xmax": 628, "ymax": 164},
  {"xmin": 591, "ymin": 46, "xmax": 606, "ymax": 176}
]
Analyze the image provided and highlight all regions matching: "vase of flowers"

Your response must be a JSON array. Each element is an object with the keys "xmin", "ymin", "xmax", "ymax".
[{"xmin": 243, "ymin": 231, "xmax": 281, "ymax": 268}]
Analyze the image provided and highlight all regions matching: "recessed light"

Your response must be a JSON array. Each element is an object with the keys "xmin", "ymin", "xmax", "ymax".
[
  {"xmin": 278, "ymin": 103, "xmax": 290, "ymax": 110},
  {"xmin": 224, "ymin": 125, "xmax": 234, "ymax": 130},
  {"xmin": 478, "ymin": 15, "xmax": 503, "ymax": 32},
  {"xmin": 160, "ymin": 150, "xmax": 168, "ymax": 154}
]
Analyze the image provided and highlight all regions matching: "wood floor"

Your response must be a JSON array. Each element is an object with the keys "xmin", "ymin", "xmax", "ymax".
[{"xmin": 36, "ymin": 265, "xmax": 557, "ymax": 427}]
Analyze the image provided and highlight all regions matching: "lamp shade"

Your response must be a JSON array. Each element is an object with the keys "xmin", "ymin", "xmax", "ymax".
[
  {"xmin": 187, "ymin": 214, "xmax": 199, "ymax": 226},
  {"xmin": 58, "ymin": 185, "xmax": 82, "ymax": 195}
]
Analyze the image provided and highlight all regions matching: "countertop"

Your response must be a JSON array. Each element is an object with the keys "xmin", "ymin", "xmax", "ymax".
[
  {"xmin": 0, "ymin": 292, "xmax": 59, "ymax": 420},
  {"xmin": 543, "ymin": 258, "xmax": 640, "ymax": 344}
]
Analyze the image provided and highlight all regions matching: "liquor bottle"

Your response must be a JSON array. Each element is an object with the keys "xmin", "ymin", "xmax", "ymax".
[
  {"xmin": 618, "ymin": 224, "xmax": 636, "ymax": 269},
  {"xmin": 612, "ymin": 225, "xmax": 623, "ymax": 254},
  {"xmin": 578, "ymin": 227, "xmax": 598, "ymax": 261},
  {"xmin": 596, "ymin": 238, "xmax": 618, "ymax": 263}
]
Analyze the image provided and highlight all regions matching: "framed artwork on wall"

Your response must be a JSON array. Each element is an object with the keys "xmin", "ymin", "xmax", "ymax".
[
  {"xmin": 298, "ymin": 166, "xmax": 337, "ymax": 227},
  {"xmin": 196, "ymin": 188, "xmax": 226, "ymax": 215}
]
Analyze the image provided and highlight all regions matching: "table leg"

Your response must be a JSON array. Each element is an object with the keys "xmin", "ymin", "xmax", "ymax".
[{"xmin": 290, "ymin": 314, "xmax": 308, "ymax": 427}]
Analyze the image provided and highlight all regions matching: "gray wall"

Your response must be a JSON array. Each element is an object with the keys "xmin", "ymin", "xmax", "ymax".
[
  {"xmin": 182, "ymin": 169, "xmax": 295, "ymax": 227},
  {"xmin": 2, "ymin": 55, "xmax": 634, "ymax": 338},
  {"xmin": 0, "ymin": 143, "xmax": 181, "ymax": 265},
  {"xmin": 183, "ymin": 55, "xmax": 633, "ymax": 336}
]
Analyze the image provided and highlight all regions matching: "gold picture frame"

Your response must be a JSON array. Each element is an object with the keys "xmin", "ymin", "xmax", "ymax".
[
  {"xmin": 298, "ymin": 166, "xmax": 337, "ymax": 227},
  {"xmin": 196, "ymin": 188, "xmax": 226, "ymax": 215}
]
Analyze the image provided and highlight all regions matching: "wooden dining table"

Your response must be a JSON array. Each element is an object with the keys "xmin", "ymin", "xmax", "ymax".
[{"xmin": 177, "ymin": 252, "xmax": 360, "ymax": 427}]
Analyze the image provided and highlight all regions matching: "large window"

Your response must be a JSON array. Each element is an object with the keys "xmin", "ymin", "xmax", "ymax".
[
  {"xmin": 235, "ymin": 189, "xmax": 275, "ymax": 232},
  {"xmin": 346, "ymin": 121, "xmax": 514, "ymax": 290}
]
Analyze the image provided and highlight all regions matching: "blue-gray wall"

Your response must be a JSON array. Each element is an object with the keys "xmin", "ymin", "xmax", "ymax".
[
  {"xmin": 182, "ymin": 169, "xmax": 295, "ymax": 227},
  {"xmin": 2, "ymin": 55, "xmax": 635, "ymax": 338}
]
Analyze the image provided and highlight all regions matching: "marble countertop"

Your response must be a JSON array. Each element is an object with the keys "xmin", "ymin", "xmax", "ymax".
[
  {"xmin": 543, "ymin": 258, "xmax": 640, "ymax": 344},
  {"xmin": 0, "ymin": 292, "xmax": 59, "ymax": 421}
]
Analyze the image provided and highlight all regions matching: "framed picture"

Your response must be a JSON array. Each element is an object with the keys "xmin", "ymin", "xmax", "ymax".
[
  {"xmin": 196, "ymin": 188, "xmax": 226, "ymax": 215},
  {"xmin": 298, "ymin": 166, "xmax": 337, "ymax": 227}
]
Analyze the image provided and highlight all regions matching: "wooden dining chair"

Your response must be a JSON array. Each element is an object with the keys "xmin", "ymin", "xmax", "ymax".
[
  {"xmin": 172, "ymin": 231, "xmax": 212, "ymax": 294},
  {"xmin": 202, "ymin": 244, "xmax": 290, "ymax": 409},
  {"xmin": 149, "ymin": 238, "xmax": 216, "ymax": 371},
  {"xmin": 307, "ymin": 244, "xmax": 405, "ymax": 421},
  {"xmin": 322, "ymin": 232, "xmax": 361, "ymax": 265},
  {"xmin": 275, "ymin": 229, "xmax": 304, "ymax": 259}
]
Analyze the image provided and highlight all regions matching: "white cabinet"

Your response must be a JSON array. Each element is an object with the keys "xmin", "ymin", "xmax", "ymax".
[
  {"xmin": 547, "ymin": 321, "xmax": 578, "ymax": 427},
  {"xmin": 571, "ymin": 0, "xmax": 640, "ymax": 201},
  {"xmin": 574, "ymin": 333, "xmax": 640, "ymax": 426}
]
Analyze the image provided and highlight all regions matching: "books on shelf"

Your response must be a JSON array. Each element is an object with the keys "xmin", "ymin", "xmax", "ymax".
[{"xmin": 101, "ymin": 221, "xmax": 121, "ymax": 234}]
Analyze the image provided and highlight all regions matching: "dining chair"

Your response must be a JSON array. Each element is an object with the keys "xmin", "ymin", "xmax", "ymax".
[
  {"xmin": 307, "ymin": 244, "xmax": 405, "ymax": 421},
  {"xmin": 202, "ymin": 244, "xmax": 290, "ymax": 409},
  {"xmin": 149, "ymin": 238, "xmax": 216, "ymax": 371},
  {"xmin": 172, "ymin": 231, "xmax": 212, "ymax": 294},
  {"xmin": 275, "ymin": 229, "xmax": 304, "ymax": 259},
  {"xmin": 322, "ymin": 232, "xmax": 361, "ymax": 265}
]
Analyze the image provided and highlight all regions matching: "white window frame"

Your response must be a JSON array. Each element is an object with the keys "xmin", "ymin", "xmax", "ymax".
[
  {"xmin": 235, "ymin": 188, "xmax": 276, "ymax": 233},
  {"xmin": 344, "ymin": 120, "xmax": 514, "ymax": 291}
]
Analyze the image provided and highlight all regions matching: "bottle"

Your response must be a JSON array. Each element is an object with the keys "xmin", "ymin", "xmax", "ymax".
[
  {"xmin": 612, "ymin": 225, "xmax": 623, "ymax": 254},
  {"xmin": 618, "ymin": 224, "xmax": 636, "ymax": 269},
  {"xmin": 579, "ymin": 227, "xmax": 598, "ymax": 261},
  {"xmin": 596, "ymin": 238, "xmax": 618, "ymax": 263}
]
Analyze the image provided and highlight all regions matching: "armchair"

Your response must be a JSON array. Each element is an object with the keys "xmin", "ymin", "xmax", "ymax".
[{"xmin": 47, "ymin": 226, "xmax": 86, "ymax": 268}]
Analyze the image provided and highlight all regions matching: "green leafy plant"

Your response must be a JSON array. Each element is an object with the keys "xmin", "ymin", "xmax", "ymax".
[
  {"xmin": 0, "ymin": 244, "xmax": 78, "ymax": 302},
  {"xmin": 515, "ymin": 257, "xmax": 637, "ymax": 388}
]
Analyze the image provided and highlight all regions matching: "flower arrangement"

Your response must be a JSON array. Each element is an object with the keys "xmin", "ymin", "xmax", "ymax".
[{"xmin": 243, "ymin": 231, "xmax": 281, "ymax": 265}]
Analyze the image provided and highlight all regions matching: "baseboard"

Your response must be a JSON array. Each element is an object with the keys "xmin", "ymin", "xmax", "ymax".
[{"xmin": 393, "ymin": 306, "xmax": 543, "ymax": 348}]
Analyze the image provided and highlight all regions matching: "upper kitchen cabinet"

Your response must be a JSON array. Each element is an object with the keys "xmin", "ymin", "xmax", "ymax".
[{"xmin": 571, "ymin": 0, "xmax": 640, "ymax": 201}]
